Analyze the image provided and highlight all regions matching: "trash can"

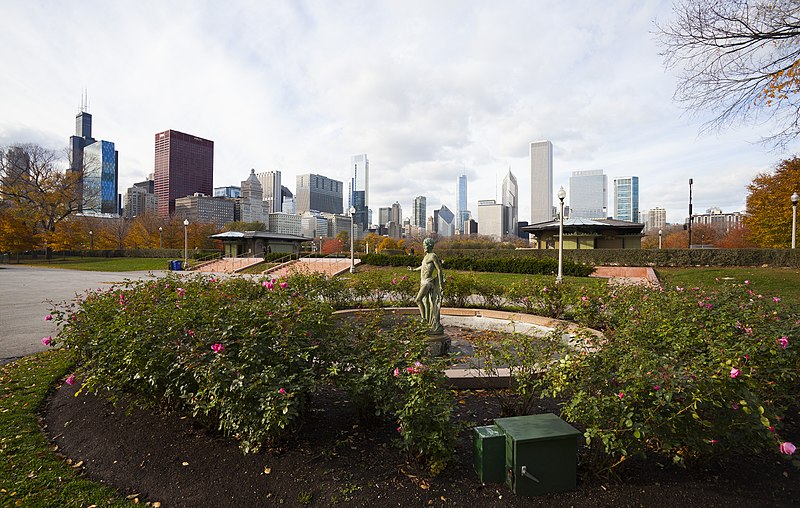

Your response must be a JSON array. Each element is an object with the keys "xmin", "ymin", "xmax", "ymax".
[
  {"xmin": 494, "ymin": 413, "xmax": 581, "ymax": 496},
  {"xmin": 175, "ymin": 260, "xmax": 183, "ymax": 270},
  {"xmin": 168, "ymin": 260, "xmax": 175, "ymax": 270},
  {"xmin": 473, "ymin": 425, "xmax": 506, "ymax": 483}
]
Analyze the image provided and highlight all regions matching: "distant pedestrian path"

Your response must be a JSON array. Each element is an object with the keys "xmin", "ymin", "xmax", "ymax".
[
  {"xmin": 0, "ymin": 265, "xmax": 164, "ymax": 365},
  {"xmin": 590, "ymin": 266, "xmax": 659, "ymax": 286}
]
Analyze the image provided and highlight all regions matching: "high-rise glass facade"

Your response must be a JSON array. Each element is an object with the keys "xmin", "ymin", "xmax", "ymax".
[
  {"xmin": 613, "ymin": 176, "xmax": 639, "ymax": 222},
  {"xmin": 81, "ymin": 140, "xmax": 118, "ymax": 214},
  {"xmin": 256, "ymin": 170, "xmax": 282, "ymax": 213},
  {"xmin": 569, "ymin": 169, "xmax": 607, "ymax": 219},
  {"xmin": 530, "ymin": 141, "xmax": 553, "ymax": 223},
  {"xmin": 456, "ymin": 174, "xmax": 468, "ymax": 234},
  {"xmin": 296, "ymin": 174, "xmax": 343, "ymax": 215},
  {"xmin": 154, "ymin": 130, "xmax": 214, "ymax": 218},
  {"xmin": 349, "ymin": 154, "xmax": 369, "ymax": 233},
  {"xmin": 412, "ymin": 196, "xmax": 426, "ymax": 230},
  {"xmin": 502, "ymin": 170, "xmax": 518, "ymax": 236}
]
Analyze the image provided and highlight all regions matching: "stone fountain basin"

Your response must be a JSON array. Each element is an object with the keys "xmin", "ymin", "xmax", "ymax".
[{"xmin": 332, "ymin": 307, "xmax": 601, "ymax": 389}]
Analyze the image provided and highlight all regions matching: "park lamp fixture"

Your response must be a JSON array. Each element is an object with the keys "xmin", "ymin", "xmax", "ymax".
[
  {"xmin": 349, "ymin": 207, "xmax": 356, "ymax": 273},
  {"xmin": 556, "ymin": 186, "xmax": 566, "ymax": 284},
  {"xmin": 792, "ymin": 192, "xmax": 799, "ymax": 249},
  {"xmin": 183, "ymin": 219, "xmax": 189, "ymax": 269}
]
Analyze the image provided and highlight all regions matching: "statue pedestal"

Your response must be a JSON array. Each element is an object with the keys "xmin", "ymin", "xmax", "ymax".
[{"xmin": 426, "ymin": 332, "xmax": 450, "ymax": 357}]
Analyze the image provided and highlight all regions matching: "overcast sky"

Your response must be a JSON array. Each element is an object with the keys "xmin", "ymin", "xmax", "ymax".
[{"xmin": 1, "ymin": 0, "xmax": 797, "ymax": 225}]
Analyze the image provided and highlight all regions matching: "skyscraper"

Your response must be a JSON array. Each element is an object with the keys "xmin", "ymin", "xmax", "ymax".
[
  {"xmin": 412, "ymin": 196, "xmax": 427, "ymax": 231},
  {"xmin": 456, "ymin": 174, "xmax": 469, "ymax": 234},
  {"xmin": 569, "ymin": 170, "xmax": 607, "ymax": 219},
  {"xmin": 69, "ymin": 104, "xmax": 119, "ymax": 215},
  {"xmin": 378, "ymin": 207, "xmax": 392, "ymax": 226},
  {"xmin": 240, "ymin": 169, "xmax": 266, "ymax": 223},
  {"xmin": 349, "ymin": 154, "xmax": 369, "ymax": 233},
  {"xmin": 502, "ymin": 169, "xmax": 518, "ymax": 237},
  {"xmin": 256, "ymin": 170, "xmax": 282, "ymax": 213},
  {"xmin": 153, "ymin": 129, "xmax": 214, "ymax": 218},
  {"xmin": 613, "ymin": 176, "xmax": 639, "ymax": 222},
  {"xmin": 296, "ymin": 174, "xmax": 343, "ymax": 215},
  {"xmin": 530, "ymin": 141, "xmax": 553, "ymax": 223}
]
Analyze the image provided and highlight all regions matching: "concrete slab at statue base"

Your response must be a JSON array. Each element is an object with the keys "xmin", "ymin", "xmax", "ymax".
[{"xmin": 426, "ymin": 333, "xmax": 450, "ymax": 356}]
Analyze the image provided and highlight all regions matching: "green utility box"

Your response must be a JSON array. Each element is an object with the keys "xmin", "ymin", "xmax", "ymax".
[
  {"xmin": 473, "ymin": 425, "xmax": 506, "ymax": 483},
  {"xmin": 494, "ymin": 413, "xmax": 581, "ymax": 496}
]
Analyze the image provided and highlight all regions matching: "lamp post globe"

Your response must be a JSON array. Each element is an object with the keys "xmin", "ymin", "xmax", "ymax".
[
  {"xmin": 183, "ymin": 219, "xmax": 189, "ymax": 269},
  {"xmin": 89, "ymin": 230, "xmax": 93, "ymax": 251},
  {"xmin": 658, "ymin": 229, "xmax": 663, "ymax": 250},
  {"xmin": 556, "ymin": 186, "xmax": 566, "ymax": 284},
  {"xmin": 792, "ymin": 192, "xmax": 799, "ymax": 249},
  {"xmin": 158, "ymin": 226, "xmax": 163, "ymax": 249}
]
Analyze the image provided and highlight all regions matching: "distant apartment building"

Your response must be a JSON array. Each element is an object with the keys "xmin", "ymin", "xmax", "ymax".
[
  {"xmin": 378, "ymin": 207, "xmax": 392, "ymax": 226},
  {"xmin": 643, "ymin": 207, "xmax": 667, "ymax": 232},
  {"xmin": 214, "ymin": 186, "xmax": 241, "ymax": 198},
  {"xmin": 123, "ymin": 183, "xmax": 157, "ymax": 218},
  {"xmin": 530, "ymin": 140, "xmax": 553, "ymax": 223},
  {"xmin": 477, "ymin": 199, "xmax": 506, "ymax": 241},
  {"xmin": 174, "ymin": 193, "xmax": 234, "ymax": 228},
  {"xmin": 268, "ymin": 212, "xmax": 302, "ymax": 236},
  {"xmin": 256, "ymin": 170, "xmax": 282, "ymax": 213},
  {"xmin": 322, "ymin": 213, "xmax": 353, "ymax": 238},
  {"xmin": 502, "ymin": 170, "xmax": 518, "ymax": 236},
  {"xmin": 296, "ymin": 174, "xmax": 343, "ymax": 215},
  {"xmin": 690, "ymin": 207, "xmax": 744, "ymax": 233},
  {"xmin": 412, "ymin": 196, "xmax": 427, "ymax": 231},
  {"xmin": 569, "ymin": 170, "xmax": 607, "ymax": 219},
  {"xmin": 456, "ymin": 174, "xmax": 469, "ymax": 234},
  {"xmin": 153, "ymin": 129, "xmax": 214, "ymax": 218},
  {"xmin": 613, "ymin": 176, "xmax": 639, "ymax": 222},
  {"xmin": 301, "ymin": 210, "xmax": 330, "ymax": 240}
]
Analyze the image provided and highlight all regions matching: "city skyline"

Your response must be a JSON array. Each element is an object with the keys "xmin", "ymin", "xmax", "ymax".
[{"xmin": 2, "ymin": 2, "xmax": 798, "ymax": 226}]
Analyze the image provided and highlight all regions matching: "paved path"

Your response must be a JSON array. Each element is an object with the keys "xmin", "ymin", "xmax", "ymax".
[{"xmin": 0, "ymin": 265, "xmax": 166, "ymax": 365}]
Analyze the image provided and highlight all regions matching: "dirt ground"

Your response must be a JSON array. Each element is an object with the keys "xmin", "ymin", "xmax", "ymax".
[{"xmin": 42, "ymin": 376, "xmax": 800, "ymax": 508}]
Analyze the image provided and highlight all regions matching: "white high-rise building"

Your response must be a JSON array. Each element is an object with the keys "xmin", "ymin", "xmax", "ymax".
[
  {"xmin": 456, "ymin": 174, "xmax": 468, "ymax": 234},
  {"xmin": 613, "ymin": 176, "xmax": 639, "ymax": 222},
  {"xmin": 502, "ymin": 169, "xmax": 518, "ymax": 237},
  {"xmin": 240, "ymin": 169, "xmax": 267, "ymax": 223},
  {"xmin": 643, "ymin": 207, "xmax": 667, "ymax": 232},
  {"xmin": 530, "ymin": 141, "xmax": 553, "ymax": 223},
  {"xmin": 477, "ymin": 199, "xmax": 506, "ymax": 241},
  {"xmin": 256, "ymin": 170, "xmax": 282, "ymax": 213},
  {"xmin": 412, "ymin": 196, "xmax": 427, "ymax": 231},
  {"xmin": 569, "ymin": 170, "xmax": 607, "ymax": 219}
]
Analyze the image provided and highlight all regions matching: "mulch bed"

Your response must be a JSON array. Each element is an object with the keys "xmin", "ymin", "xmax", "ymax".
[{"xmin": 42, "ymin": 376, "xmax": 800, "ymax": 508}]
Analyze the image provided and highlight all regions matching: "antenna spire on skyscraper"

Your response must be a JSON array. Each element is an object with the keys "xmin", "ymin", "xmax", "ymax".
[{"xmin": 80, "ymin": 89, "xmax": 89, "ymax": 112}]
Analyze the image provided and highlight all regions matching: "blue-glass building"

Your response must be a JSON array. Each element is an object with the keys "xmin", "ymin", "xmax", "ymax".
[{"xmin": 82, "ymin": 140, "xmax": 118, "ymax": 214}]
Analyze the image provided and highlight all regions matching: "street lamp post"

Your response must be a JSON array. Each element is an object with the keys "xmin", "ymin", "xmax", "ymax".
[
  {"xmin": 556, "ymin": 186, "xmax": 566, "ymax": 284},
  {"xmin": 688, "ymin": 178, "xmax": 694, "ymax": 249},
  {"xmin": 349, "ymin": 207, "xmax": 356, "ymax": 273},
  {"xmin": 183, "ymin": 219, "xmax": 189, "ymax": 270},
  {"xmin": 89, "ymin": 230, "xmax": 93, "ymax": 251},
  {"xmin": 658, "ymin": 229, "xmax": 662, "ymax": 250},
  {"xmin": 158, "ymin": 226, "xmax": 163, "ymax": 249},
  {"xmin": 792, "ymin": 192, "xmax": 799, "ymax": 249}
]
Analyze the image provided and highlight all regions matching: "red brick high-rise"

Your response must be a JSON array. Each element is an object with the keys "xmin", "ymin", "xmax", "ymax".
[{"xmin": 154, "ymin": 129, "xmax": 214, "ymax": 218}]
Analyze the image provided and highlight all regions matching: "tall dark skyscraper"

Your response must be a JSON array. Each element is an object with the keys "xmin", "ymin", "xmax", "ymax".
[
  {"xmin": 153, "ymin": 129, "xmax": 214, "ymax": 218},
  {"xmin": 68, "ymin": 101, "xmax": 119, "ymax": 215}
]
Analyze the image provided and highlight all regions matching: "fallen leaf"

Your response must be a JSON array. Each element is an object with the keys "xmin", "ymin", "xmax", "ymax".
[
  {"xmin": 72, "ymin": 460, "xmax": 84, "ymax": 468},
  {"xmin": 181, "ymin": 462, "xmax": 189, "ymax": 466},
  {"xmin": 126, "ymin": 493, "xmax": 141, "ymax": 500},
  {"xmin": 263, "ymin": 466, "xmax": 272, "ymax": 474}
]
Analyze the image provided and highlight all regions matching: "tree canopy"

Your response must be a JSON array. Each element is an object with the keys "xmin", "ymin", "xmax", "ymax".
[
  {"xmin": 658, "ymin": 0, "xmax": 800, "ymax": 146},
  {"xmin": 744, "ymin": 157, "xmax": 800, "ymax": 247}
]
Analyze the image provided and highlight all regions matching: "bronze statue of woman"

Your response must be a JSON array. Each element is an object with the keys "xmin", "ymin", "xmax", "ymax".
[{"xmin": 410, "ymin": 238, "xmax": 445, "ymax": 334}]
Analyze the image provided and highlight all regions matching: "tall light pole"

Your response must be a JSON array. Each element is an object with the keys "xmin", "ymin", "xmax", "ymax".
[
  {"xmin": 89, "ymin": 230, "xmax": 93, "ymax": 251},
  {"xmin": 158, "ymin": 226, "xmax": 163, "ymax": 249},
  {"xmin": 349, "ymin": 207, "xmax": 356, "ymax": 273},
  {"xmin": 556, "ymin": 186, "xmax": 566, "ymax": 284},
  {"xmin": 183, "ymin": 219, "xmax": 189, "ymax": 270},
  {"xmin": 658, "ymin": 229, "xmax": 663, "ymax": 250},
  {"xmin": 792, "ymin": 192, "xmax": 799, "ymax": 249},
  {"xmin": 688, "ymin": 178, "xmax": 693, "ymax": 249}
]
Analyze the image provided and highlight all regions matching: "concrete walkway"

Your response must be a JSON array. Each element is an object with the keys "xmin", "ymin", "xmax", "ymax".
[{"xmin": 0, "ymin": 265, "xmax": 166, "ymax": 365}]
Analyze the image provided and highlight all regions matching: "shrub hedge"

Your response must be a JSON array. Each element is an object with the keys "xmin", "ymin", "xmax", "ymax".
[{"xmin": 361, "ymin": 253, "xmax": 595, "ymax": 276}]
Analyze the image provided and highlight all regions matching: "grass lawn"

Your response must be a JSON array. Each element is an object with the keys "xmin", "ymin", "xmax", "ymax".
[
  {"xmin": 351, "ymin": 265, "xmax": 607, "ymax": 288},
  {"xmin": 657, "ymin": 266, "xmax": 800, "ymax": 301},
  {"xmin": 15, "ymin": 257, "xmax": 173, "ymax": 272},
  {"xmin": 0, "ymin": 350, "xmax": 133, "ymax": 507}
]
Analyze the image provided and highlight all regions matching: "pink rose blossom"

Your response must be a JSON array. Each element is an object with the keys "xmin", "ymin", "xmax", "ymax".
[
  {"xmin": 397, "ymin": 426, "xmax": 402, "ymax": 433},
  {"xmin": 401, "ymin": 275, "xmax": 407, "ymax": 281},
  {"xmin": 278, "ymin": 388, "xmax": 286, "ymax": 395},
  {"xmin": 392, "ymin": 278, "xmax": 397, "ymax": 285},
  {"xmin": 581, "ymin": 296, "xmax": 589, "ymax": 302},
  {"xmin": 617, "ymin": 392, "xmax": 624, "ymax": 399},
  {"xmin": 730, "ymin": 367, "xmax": 741, "ymax": 379},
  {"xmin": 780, "ymin": 442, "xmax": 796, "ymax": 455},
  {"xmin": 709, "ymin": 439, "xmax": 718, "ymax": 444},
  {"xmin": 280, "ymin": 282, "xmax": 288, "ymax": 289},
  {"xmin": 393, "ymin": 368, "xmax": 400, "ymax": 377},
  {"xmin": 777, "ymin": 337, "xmax": 789, "ymax": 349},
  {"xmin": 41, "ymin": 336, "xmax": 52, "ymax": 346},
  {"xmin": 653, "ymin": 385, "xmax": 661, "ymax": 391},
  {"xmin": 744, "ymin": 280, "xmax": 750, "ymax": 284},
  {"xmin": 187, "ymin": 329, "xmax": 195, "ymax": 337},
  {"xmin": 211, "ymin": 343, "xmax": 225, "ymax": 353},
  {"xmin": 176, "ymin": 287, "xmax": 186, "ymax": 297},
  {"xmin": 769, "ymin": 426, "xmax": 776, "ymax": 433},
  {"xmin": 731, "ymin": 403, "xmax": 740, "ymax": 410},
  {"xmin": 773, "ymin": 297, "xmax": 781, "ymax": 302},
  {"xmin": 44, "ymin": 314, "xmax": 53, "ymax": 321},
  {"xmin": 65, "ymin": 374, "xmax": 76, "ymax": 386}
]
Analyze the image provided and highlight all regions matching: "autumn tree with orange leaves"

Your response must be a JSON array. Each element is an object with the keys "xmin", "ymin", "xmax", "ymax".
[
  {"xmin": 658, "ymin": 0, "xmax": 800, "ymax": 147},
  {"xmin": 745, "ymin": 157, "xmax": 800, "ymax": 247}
]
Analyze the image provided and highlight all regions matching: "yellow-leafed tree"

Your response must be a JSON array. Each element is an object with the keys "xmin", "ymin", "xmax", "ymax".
[{"xmin": 745, "ymin": 157, "xmax": 800, "ymax": 247}]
